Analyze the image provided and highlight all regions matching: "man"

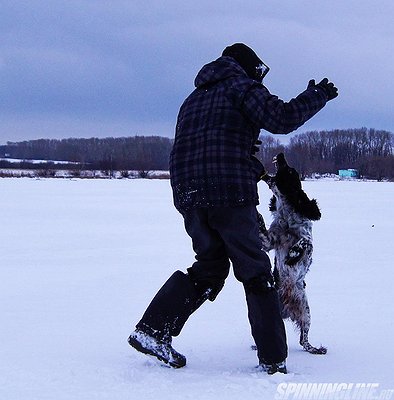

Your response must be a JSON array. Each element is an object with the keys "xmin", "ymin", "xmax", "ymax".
[{"xmin": 128, "ymin": 43, "xmax": 338, "ymax": 374}]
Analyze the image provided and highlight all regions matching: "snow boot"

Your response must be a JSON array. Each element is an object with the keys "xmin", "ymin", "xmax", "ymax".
[
  {"xmin": 131, "ymin": 270, "xmax": 224, "ymax": 368},
  {"xmin": 259, "ymin": 360, "xmax": 287, "ymax": 375},
  {"xmin": 128, "ymin": 328, "xmax": 186, "ymax": 368}
]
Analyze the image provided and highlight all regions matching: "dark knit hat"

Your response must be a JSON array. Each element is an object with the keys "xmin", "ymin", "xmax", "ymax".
[{"xmin": 222, "ymin": 43, "xmax": 263, "ymax": 81}]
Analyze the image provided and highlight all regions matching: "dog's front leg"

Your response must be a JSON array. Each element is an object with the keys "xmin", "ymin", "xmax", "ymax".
[
  {"xmin": 257, "ymin": 213, "xmax": 280, "ymax": 252},
  {"xmin": 257, "ymin": 212, "xmax": 273, "ymax": 251}
]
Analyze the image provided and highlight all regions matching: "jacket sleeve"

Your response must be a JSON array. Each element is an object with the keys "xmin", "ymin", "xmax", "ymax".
[{"xmin": 241, "ymin": 83, "xmax": 328, "ymax": 134}]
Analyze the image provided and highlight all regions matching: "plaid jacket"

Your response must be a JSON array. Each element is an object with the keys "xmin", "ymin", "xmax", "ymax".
[{"xmin": 170, "ymin": 56, "xmax": 327, "ymax": 212}]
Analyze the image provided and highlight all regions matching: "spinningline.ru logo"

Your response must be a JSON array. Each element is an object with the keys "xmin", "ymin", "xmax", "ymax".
[{"xmin": 275, "ymin": 382, "xmax": 394, "ymax": 400}]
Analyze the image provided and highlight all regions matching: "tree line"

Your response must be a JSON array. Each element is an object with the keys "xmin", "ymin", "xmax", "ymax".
[
  {"xmin": 257, "ymin": 128, "xmax": 393, "ymax": 180},
  {"xmin": 0, "ymin": 136, "xmax": 173, "ymax": 172},
  {"xmin": 0, "ymin": 128, "xmax": 393, "ymax": 180}
]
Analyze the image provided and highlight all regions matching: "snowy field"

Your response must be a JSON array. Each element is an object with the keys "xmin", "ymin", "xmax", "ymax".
[{"xmin": 1, "ymin": 178, "xmax": 393, "ymax": 400}]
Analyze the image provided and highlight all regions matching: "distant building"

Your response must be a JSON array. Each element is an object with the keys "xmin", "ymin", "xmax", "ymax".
[{"xmin": 338, "ymin": 169, "xmax": 359, "ymax": 178}]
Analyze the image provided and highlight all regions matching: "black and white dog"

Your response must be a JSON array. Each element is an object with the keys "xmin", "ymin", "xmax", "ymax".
[{"xmin": 258, "ymin": 153, "xmax": 326, "ymax": 355}]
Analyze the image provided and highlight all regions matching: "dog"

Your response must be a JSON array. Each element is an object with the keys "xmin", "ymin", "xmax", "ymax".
[{"xmin": 258, "ymin": 153, "xmax": 327, "ymax": 355}]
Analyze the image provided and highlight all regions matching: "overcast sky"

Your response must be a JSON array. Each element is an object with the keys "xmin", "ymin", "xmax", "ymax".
[{"xmin": 1, "ymin": 1, "xmax": 393, "ymax": 145}]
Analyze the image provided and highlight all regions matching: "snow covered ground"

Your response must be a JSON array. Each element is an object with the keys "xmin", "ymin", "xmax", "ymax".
[
  {"xmin": 0, "ymin": 157, "xmax": 81, "ymax": 164},
  {"xmin": 1, "ymin": 178, "xmax": 393, "ymax": 400}
]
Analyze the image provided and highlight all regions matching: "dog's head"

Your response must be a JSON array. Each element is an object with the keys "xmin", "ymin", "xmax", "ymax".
[{"xmin": 264, "ymin": 153, "xmax": 321, "ymax": 221}]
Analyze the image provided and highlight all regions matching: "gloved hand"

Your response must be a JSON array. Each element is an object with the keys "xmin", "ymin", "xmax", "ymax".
[
  {"xmin": 308, "ymin": 78, "xmax": 338, "ymax": 101},
  {"xmin": 307, "ymin": 79, "xmax": 316, "ymax": 89}
]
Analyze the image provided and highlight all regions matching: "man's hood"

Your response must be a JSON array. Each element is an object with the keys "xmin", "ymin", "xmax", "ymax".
[{"xmin": 194, "ymin": 56, "xmax": 247, "ymax": 88}]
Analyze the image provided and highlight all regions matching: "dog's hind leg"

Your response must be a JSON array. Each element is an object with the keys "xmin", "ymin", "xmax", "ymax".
[
  {"xmin": 298, "ymin": 298, "xmax": 327, "ymax": 355},
  {"xmin": 281, "ymin": 278, "xmax": 327, "ymax": 355}
]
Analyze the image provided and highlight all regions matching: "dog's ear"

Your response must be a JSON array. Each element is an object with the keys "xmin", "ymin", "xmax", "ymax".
[
  {"xmin": 290, "ymin": 191, "xmax": 322, "ymax": 221},
  {"xmin": 308, "ymin": 199, "xmax": 322, "ymax": 221},
  {"xmin": 298, "ymin": 197, "xmax": 321, "ymax": 220}
]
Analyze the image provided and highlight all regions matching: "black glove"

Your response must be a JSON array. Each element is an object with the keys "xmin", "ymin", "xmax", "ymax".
[
  {"xmin": 308, "ymin": 78, "xmax": 338, "ymax": 101},
  {"xmin": 307, "ymin": 79, "xmax": 316, "ymax": 89},
  {"xmin": 251, "ymin": 139, "xmax": 262, "ymax": 155}
]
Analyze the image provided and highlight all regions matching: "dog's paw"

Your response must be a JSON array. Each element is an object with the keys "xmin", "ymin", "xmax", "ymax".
[
  {"xmin": 285, "ymin": 251, "xmax": 303, "ymax": 266},
  {"xmin": 304, "ymin": 344, "xmax": 327, "ymax": 355}
]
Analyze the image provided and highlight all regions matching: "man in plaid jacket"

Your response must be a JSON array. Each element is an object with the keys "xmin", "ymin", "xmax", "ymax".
[{"xmin": 129, "ymin": 43, "xmax": 338, "ymax": 374}]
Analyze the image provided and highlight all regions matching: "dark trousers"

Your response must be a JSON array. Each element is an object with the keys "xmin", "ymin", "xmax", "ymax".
[{"xmin": 136, "ymin": 205, "xmax": 287, "ymax": 364}]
